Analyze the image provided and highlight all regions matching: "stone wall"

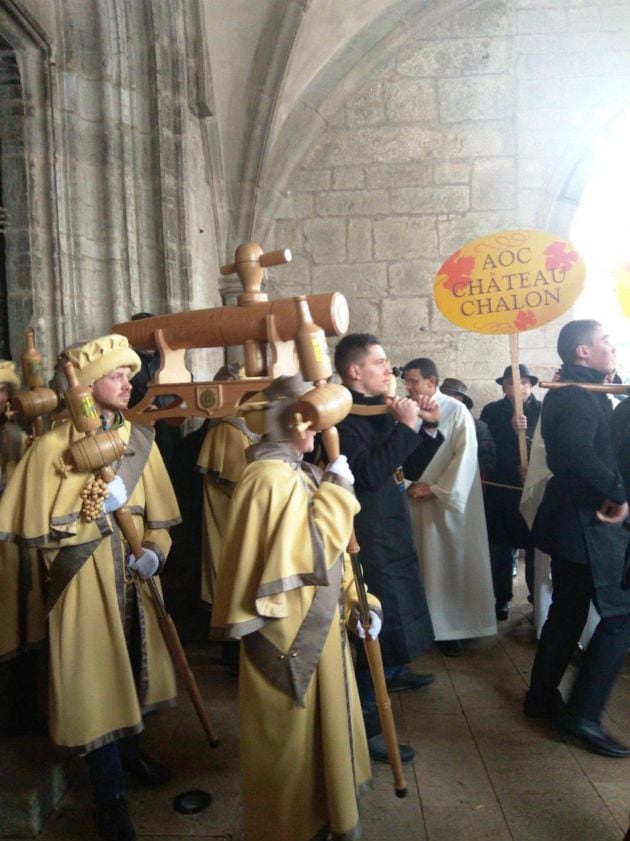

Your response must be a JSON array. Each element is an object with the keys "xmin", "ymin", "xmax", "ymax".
[
  {"xmin": 0, "ymin": 0, "xmax": 225, "ymax": 379},
  {"xmin": 275, "ymin": 0, "xmax": 630, "ymax": 411}
]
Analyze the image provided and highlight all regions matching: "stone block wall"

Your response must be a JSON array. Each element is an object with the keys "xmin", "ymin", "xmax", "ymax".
[{"xmin": 276, "ymin": 0, "xmax": 630, "ymax": 411}]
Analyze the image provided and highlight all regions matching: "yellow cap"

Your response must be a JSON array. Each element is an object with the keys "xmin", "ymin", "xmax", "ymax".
[
  {"xmin": 0, "ymin": 360, "xmax": 20, "ymax": 391},
  {"xmin": 64, "ymin": 334, "xmax": 141, "ymax": 386}
]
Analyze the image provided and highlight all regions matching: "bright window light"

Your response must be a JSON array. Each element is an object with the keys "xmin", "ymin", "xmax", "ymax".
[{"xmin": 570, "ymin": 125, "xmax": 630, "ymax": 380}]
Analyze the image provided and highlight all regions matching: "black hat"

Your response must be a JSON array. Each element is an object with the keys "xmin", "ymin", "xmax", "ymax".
[
  {"xmin": 495, "ymin": 364, "xmax": 538, "ymax": 386},
  {"xmin": 440, "ymin": 377, "xmax": 473, "ymax": 409}
]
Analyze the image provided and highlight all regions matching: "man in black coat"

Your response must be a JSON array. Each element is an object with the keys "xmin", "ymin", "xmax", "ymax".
[
  {"xmin": 524, "ymin": 320, "xmax": 630, "ymax": 758},
  {"xmin": 480, "ymin": 364, "xmax": 541, "ymax": 619},
  {"xmin": 611, "ymin": 397, "xmax": 630, "ymax": 592},
  {"xmin": 334, "ymin": 334, "xmax": 441, "ymax": 764}
]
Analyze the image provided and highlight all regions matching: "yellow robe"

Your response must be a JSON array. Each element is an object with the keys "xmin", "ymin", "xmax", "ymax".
[
  {"xmin": 196, "ymin": 417, "xmax": 258, "ymax": 605},
  {"xmin": 0, "ymin": 419, "xmax": 47, "ymax": 659},
  {"xmin": 213, "ymin": 444, "xmax": 373, "ymax": 841},
  {"xmin": 0, "ymin": 419, "xmax": 181, "ymax": 751}
]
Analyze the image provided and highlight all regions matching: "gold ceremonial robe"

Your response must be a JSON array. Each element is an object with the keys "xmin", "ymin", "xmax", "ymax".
[
  {"xmin": 196, "ymin": 417, "xmax": 258, "ymax": 605},
  {"xmin": 0, "ymin": 419, "xmax": 181, "ymax": 751},
  {"xmin": 0, "ymin": 418, "xmax": 47, "ymax": 659},
  {"xmin": 213, "ymin": 443, "xmax": 373, "ymax": 841}
]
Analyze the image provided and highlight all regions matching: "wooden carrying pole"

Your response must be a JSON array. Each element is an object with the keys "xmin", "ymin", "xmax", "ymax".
[
  {"xmin": 540, "ymin": 380, "xmax": 630, "ymax": 395},
  {"xmin": 321, "ymin": 425, "xmax": 407, "ymax": 800},
  {"xmin": 102, "ymin": 479, "xmax": 219, "ymax": 748},
  {"xmin": 63, "ymin": 362, "xmax": 219, "ymax": 748}
]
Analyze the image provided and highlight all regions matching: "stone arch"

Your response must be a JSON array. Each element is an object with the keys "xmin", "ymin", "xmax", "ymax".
[
  {"xmin": 548, "ymin": 100, "xmax": 630, "ymax": 370},
  {"xmin": 548, "ymin": 99, "xmax": 630, "ymax": 239},
  {"xmin": 247, "ymin": 0, "xmax": 476, "ymax": 241}
]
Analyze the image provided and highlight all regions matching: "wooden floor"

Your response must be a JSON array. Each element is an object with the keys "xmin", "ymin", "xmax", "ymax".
[{"xmin": 36, "ymin": 571, "xmax": 630, "ymax": 841}]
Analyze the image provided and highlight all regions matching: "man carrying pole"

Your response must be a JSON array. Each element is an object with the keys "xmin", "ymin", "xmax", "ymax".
[
  {"xmin": 524, "ymin": 320, "xmax": 630, "ymax": 757},
  {"xmin": 334, "ymin": 333, "xmax": 441, "ymax": 764},
  {"xmin": 0, "ymin": 334, "xmax": 182, "ymax": 841},
  {"xmin": 211, "ymin": 374, "xmax": 380, "ymax": 841}
]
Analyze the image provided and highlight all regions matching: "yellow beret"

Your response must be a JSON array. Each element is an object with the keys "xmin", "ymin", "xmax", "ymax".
[
  {"xmin": 0, "ymin": 360, "xmax": 20, "ymax": 391},
  {"xmin": 64, "ymin": 334, "xmax": 141, "ymax": 386}
]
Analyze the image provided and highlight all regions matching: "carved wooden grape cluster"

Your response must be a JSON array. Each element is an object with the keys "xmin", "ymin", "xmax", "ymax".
[{"xmin": 80, "ymin": 476, "xmax": 109, "ymax": 521}]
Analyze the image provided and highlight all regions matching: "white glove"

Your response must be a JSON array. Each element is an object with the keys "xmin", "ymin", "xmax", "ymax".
[
  {"xmin": 102, "ymin": 475, "xmax": 128, "ymax": 514},
  {"xmin": 355, "ymin": 610, "xmax": 382, "ymax": 640},
  {"xmin": 326, "ymin": 454, "xmax": 354, "ymax": 485},
  {"xmin": 127, "ymin": 547, "xmax": 159, "ymax": 579}
]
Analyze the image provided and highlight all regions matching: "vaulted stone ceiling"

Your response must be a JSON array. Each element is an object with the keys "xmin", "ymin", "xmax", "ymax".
[{"xmin": 202, "ymin": 0, "xmax": 445, "ymax": 243}]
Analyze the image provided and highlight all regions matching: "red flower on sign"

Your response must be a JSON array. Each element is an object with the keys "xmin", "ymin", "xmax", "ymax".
[
  {"xmin": 514, "ymin": 310, "xmax": 537, "ymax": 331},
  {"xmin": 544, "ymin": 241, "xmax": 578, "ymax": 273},
  {"xmin": 439, "ymin": 251, "xmax": 476, "ymax": 293}
]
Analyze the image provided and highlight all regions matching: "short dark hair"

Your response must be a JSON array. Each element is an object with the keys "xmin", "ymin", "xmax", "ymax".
[
  {"xmin": 403, "ymin": 357, "xmax": 439, "ymax": 381},
  {"xmin": 334, "ymin": 333, "xmax": 380, "ymax": 379},
  {"xmin": 557, "ymin": 319, "xmax": 600, "ymax": 364}
]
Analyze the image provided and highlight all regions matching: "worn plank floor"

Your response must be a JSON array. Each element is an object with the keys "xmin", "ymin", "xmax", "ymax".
[{"xmin": 37, "ymin": 571, "xmax": 630, "ymax": 841}]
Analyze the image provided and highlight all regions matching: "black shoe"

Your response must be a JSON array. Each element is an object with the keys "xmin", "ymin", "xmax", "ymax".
[
  {"xmin": 555, "ymin": 711, "xmax": 630, "ymax": 758},
  {"xmin": 438, "ymin": 640, "xmax": 464, "ymax": 657},
  {"xmin": 94, "ymin": 797, "xmax": 136, "ymax": 841},
  {"xmin": 495, "ymin": 604, "xmax": 509, "ymax": 621},
  {"xmin": 367, "ymin": 733, "xmax": 415, "ymax": 764},
  {"xmin": 523, "ymin": 688, "xmax": 565, "ymax": 719},
  {"xmin": 122, "ymin": 751, "xmax": 171, "ymax": 786},
  {"xmin": 386, "ymin": 670, "xmax": 435, "ymax": 693}
]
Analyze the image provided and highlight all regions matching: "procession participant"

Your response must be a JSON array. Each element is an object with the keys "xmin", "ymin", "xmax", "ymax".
[
  {"xmin": 0, "ymin": 360, "xmax": 47, "ymax": 732},
  {"xmin": 402, "ymin": 359, "xmax": 496, "ymax": 657},
  {"xmin": 520, "ymin": 398, "xmax": 600, "ymax": 647},
  {"xmin": 195, "ymin": 366, "xmax": 260, "ymax": 611},
  {"xmin": 334, "ymin": 334, "xmax": 440, "ymax": 764},
  {"xmin": 196, "ymin": 368, "xmax": 261, "ymax": 672},
  {"xmin": 524, "ymin": 320, "xmax": 630, "ymax": 757},
  {"xmin": 439, "ymin": 377, "xmax": 497, "ymax": 478},
  {"xmin": 212, "ymin": 374, "xmax": 379, "ymax": 841},
  {"xmin": 480, "ymin": 363, "xmax": 541, "ymax": 619},
  {"xmin": 612, "ymin": 393, "xmax": 630, "ymax": 509},
  {"xmin": 0, "ymin": 334, "xmax": 182, "ymax": 841}
]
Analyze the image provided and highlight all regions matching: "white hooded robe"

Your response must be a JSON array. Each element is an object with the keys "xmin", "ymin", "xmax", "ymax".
[{"xmin": 407, "ymin": 392, "xmax": 496, "ymax": 641}]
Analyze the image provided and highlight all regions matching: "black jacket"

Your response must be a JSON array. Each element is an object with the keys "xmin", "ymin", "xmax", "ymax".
[
  {"xmin": 474, "ymin": 416, "xmax": 497, "ymax": 478},
  {"xmin": 336, "ymin": 391, "xmax": 441, "ymax": 665},
  {"xmin": 533, "ymin": 364, "xmax": 630, "ymax": 616},
  {"xmin": 480, "ymin": 393, "xmax": 541, "ymax": 545},
  {"xmin": 610, "ymin": 393, "xmax": 630, "ymax": 589}
]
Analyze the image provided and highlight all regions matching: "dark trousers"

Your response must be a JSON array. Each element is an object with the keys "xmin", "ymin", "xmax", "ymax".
[
  {"xmin": 490, "ymin": 544, "xmax": 534, "ymax": 606},
  {"xmin": 86, "ymin": 734, "xmax": 141, "ymax": 804},
  {"xmin": 528, "ymin": 557, "xmax": 630, "ymax": 722}
]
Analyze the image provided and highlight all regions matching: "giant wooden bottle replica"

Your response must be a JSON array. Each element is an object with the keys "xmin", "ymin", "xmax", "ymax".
[
  {"xmin": 286, "ymin": 296, "xmax": 351, "ymax": 435},
  {"xmin": 111, "ymin": 242, "xmax": 349, "ymax": 424},
  {"xmin": 62, "ymin": 361, "xmax": 126, "ymax": 477},
  {"xmin": 10, "ymin": 329, "xmax": 59, "ymax": 438}
]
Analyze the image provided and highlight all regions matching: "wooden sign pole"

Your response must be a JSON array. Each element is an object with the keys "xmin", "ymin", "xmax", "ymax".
[{"xmin": 509, "ymin": 333, "xmax": 529, "ymax": 471}]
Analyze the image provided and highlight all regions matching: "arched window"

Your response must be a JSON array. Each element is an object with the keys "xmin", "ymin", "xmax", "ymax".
[{"xmin": 569, "ymin": 109, "xmax": 630, "ymax": 379}]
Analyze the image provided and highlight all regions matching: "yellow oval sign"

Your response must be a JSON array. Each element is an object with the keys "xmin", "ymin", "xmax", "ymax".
[
  {"xmin": 615, "ymin": 263, "xmax": 630, "ymax": 319},
  {"xmin": 433, "ymin": 230, "xmax": 585, "ymax": 334}
]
